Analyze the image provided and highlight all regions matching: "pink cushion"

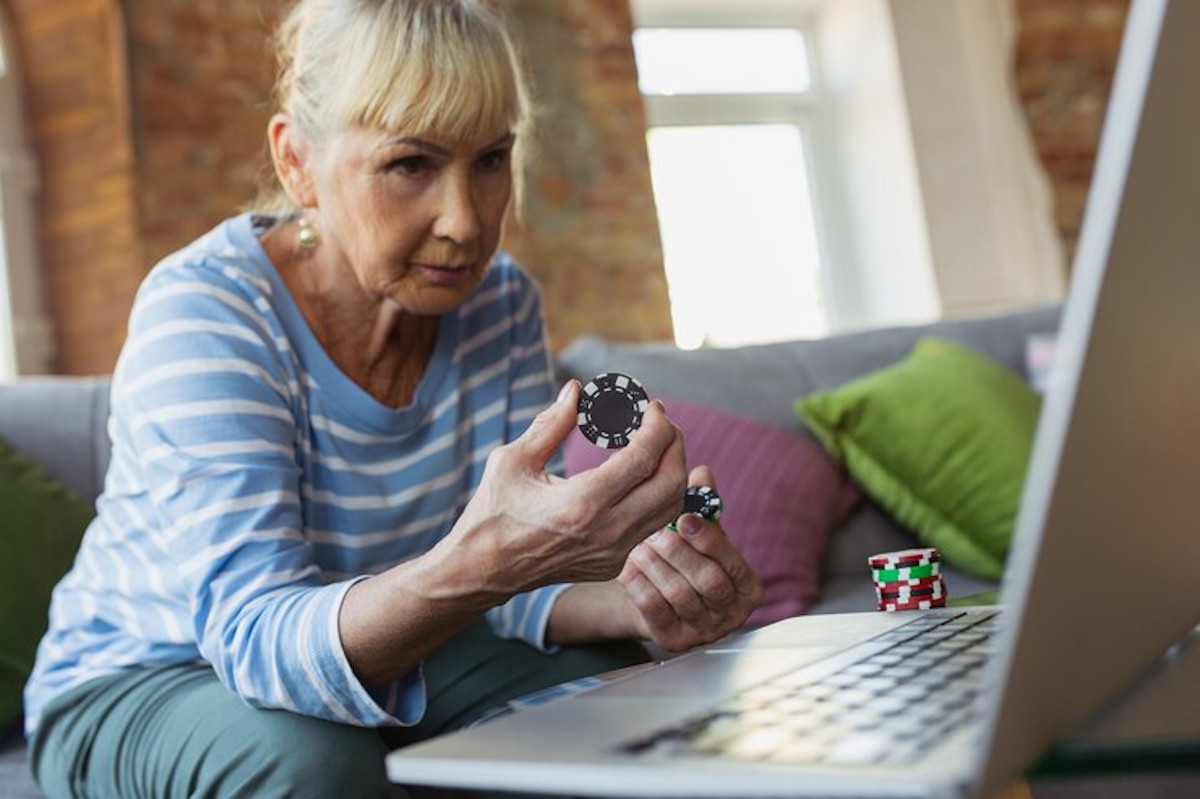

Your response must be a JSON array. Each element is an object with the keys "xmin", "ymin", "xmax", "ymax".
[{"xmin": 563, "ymin": 397, "xmax": 860, "ymax": 626}]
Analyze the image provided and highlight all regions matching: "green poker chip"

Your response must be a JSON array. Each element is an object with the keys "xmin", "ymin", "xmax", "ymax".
[{"xmin": 872, "ymin": 562, "xmax": 940, "ymax": 582}]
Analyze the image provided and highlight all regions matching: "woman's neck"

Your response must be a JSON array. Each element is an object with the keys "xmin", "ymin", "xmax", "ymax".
[{"xmin": 261, "ymin": 219, "xmax": 439, "ymax": 409}]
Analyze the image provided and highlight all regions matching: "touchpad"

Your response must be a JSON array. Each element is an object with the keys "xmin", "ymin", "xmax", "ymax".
[{"xmin": 581, "ymin": 648, "xmax": 835, "ymax": 699}]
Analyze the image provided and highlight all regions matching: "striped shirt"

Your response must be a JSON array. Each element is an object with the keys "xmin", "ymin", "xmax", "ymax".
[{"xmin": 24, "ymin": 213, "xmax": 567, "ymax": 736}]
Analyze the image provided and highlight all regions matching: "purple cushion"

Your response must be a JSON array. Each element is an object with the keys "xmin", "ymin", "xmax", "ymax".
[{"xmin": 563, "ymin": 397, "xmax": 860, "ymax": 626}]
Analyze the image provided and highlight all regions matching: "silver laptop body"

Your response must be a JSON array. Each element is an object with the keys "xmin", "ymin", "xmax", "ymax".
[{"xmin": 387, "ymin": 1, "xmax": 1200, "ymax": 795}]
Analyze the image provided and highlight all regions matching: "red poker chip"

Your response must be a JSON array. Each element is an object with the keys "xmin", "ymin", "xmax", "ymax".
[
  {"xmin": 868, "ymin": 548, "xmax": 941, "ymax": 569},
  {"xmin": 878, "ymin": 596, "xmax": 949, "ymax": 612},
  {"xmin": 878, "ymin": 578, "xmax": 940, "ymax": 597}
]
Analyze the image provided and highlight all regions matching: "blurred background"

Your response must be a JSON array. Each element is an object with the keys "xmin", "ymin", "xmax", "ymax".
[{"xmin": 0, "ymin": 0, "xmax": 1127, "ymax": 377}]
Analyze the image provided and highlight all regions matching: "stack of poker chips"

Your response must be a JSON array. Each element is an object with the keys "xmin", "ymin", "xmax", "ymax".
[{"xmin": 869, "ymin": 547, "xmax": 947, "ymax": 611}]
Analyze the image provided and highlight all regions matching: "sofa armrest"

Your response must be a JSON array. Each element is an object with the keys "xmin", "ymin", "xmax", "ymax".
[{"xmin": 0, "ymin": 376, "xmax": 112, "ymax": 503}]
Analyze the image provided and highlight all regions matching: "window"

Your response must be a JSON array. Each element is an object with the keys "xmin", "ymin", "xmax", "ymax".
[
  {"xmin": 631, "ymin": 2, "xmax": 836, "ymax": 349},
  {"xmin": 0, "ymin": 7, "xmax": 50, "ymax": 377}
]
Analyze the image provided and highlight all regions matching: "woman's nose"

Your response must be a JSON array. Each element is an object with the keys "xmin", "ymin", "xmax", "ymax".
[{"xmin": 432, "ymin": 173, "xmax": 481, "ymax": 244}]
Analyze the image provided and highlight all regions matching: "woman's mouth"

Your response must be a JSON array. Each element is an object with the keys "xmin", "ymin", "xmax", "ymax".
[{"xmin": 413, "ymin": 262, "xmax": 472, "ymax": 286}]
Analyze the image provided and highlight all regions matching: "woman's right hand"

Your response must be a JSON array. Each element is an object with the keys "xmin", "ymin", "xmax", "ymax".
[{"xmin": 439, "ymin": 379, "xmax": 689, "ymax": 599}]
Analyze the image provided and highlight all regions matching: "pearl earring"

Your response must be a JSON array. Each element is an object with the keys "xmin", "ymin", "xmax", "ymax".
[{"xmin": 297, "ymin": 213, "xmax": 319, "ymax": 249}]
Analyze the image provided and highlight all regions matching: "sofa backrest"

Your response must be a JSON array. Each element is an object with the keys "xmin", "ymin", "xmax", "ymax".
[
  {"xmin": 556, "ymin": 304, "xmax": 1061, "ymax": 436},
  {"xmin": 0, "ymin": 376, "xmax": 111, "ymax": 503}
]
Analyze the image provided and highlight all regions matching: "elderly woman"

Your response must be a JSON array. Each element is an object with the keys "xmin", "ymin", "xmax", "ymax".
[{"xmin": 25, "ymin": 1, "xmax": 762, "ymax": 796}]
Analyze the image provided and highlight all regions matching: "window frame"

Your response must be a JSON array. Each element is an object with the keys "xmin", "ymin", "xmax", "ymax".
[
  {"xmin": 0, "ymin": 6, "xmax": 51, "ymax": 377},
  {"xmin": 630, "ymin": 0, "xmax": 852, "ymax": 336}
]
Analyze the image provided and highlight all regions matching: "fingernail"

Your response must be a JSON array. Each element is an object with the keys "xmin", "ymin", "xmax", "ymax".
[
  {"xmin": 556, "ymin": 380, "xmax": 577, "ymax": 405},
  {"xmin": 680, "ymin": 513, "xmax": 704, "ymax": 537}
]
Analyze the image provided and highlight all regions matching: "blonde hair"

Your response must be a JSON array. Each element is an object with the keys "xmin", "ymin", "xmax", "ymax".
[{"xmin": 254, "ymin": 0, "xmax": 534, "ymax": 214}]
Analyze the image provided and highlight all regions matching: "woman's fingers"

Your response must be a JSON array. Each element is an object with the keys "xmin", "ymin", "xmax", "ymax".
[
  {"xmin": 645, "ymin": 527, "xmax": 738, "ymax": 612},
  {"xmin": 629, "ymin": 537, "xmax": 711, "ymax": 622},
  {"xmin": 617, "ymin": 560, "xmax": 700, "ymax": 651},
  {"xmin": 618, "ymin": 560, "xmax": 679, "ymax": 634},
  {"xmin": 599, "ymin": 415, "xmax": 689, "ymax": 539},
  {"xmin": 513, "ymin": 380, "xmax": 582, "ymax": 469},
  {"xmin": 672, "ymin": 515, "xmax": 760, "ymax": 601},
  {"xmin": 688, "ymin": 464, "xmax": 716, "ymax": 491}
]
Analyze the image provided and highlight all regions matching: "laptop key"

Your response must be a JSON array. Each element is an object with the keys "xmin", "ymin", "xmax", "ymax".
[
  {"xmin": 879, "ymin": 665, "xmax": 919, "ymax": 681},
  {"xmin": 780, "ymin": 711, "xmax": 825, "ymax": 733},
  {"xmin": 768, "ymin": 738, "xmax": 830, "ymax": 764},
  {"xmin": 891, "ymin": 683, "xmax": 932, "ymax": 702},
  {"xmin": 868, "ymin": 653, "xmax": 907, "ymax": 666},
  {"xmin": 867, "ymin": 694, "xmax": 911, "ymax": 715},
  {"xmin": 823, "ymin": 672, "xmax": 861, "ymax": 688},
  {"xmin": 717, "ymin": 726, "xmax": 796, "ymax": 760},
  {"xmin": 845, "ymin": 662, "xmax": 885, "ymax": 677},
  {"xmin": 827, "ymin": 687, "xmax": 876, "ymax": 708},
  {"xmin": 797, "ymin": 683, "xmax": 839, "ymax": 701},
  {"xmin": 823, "ymin": 732, "xmax": 894, "ymax": 766},
  {"xmin": 854, "ymin": 676, "xmax": 900, "ymax": 693},
  {"xmin": 687, "ymin": 716, "xmax": 748, "ymax": 753}
]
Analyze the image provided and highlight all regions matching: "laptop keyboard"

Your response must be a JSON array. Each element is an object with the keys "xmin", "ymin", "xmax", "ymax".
[{"xmin": 619, "ymin": 610, "xmax": 999, "ymax": 767}]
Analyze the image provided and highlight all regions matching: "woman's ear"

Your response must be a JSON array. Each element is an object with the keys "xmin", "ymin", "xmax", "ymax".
[{"xmin": 268, "ymin": 113, "xmax": 317, "ymax": 208}]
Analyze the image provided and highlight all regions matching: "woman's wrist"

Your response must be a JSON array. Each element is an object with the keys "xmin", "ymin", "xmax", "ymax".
[
  {"xmin": 410, "ymin": 532, "xmax": 512, "ymax": 612},
  {"xmin": 545, "ymin": 581, "xmax": 643, "ymax": 646},
  {"xmin": 338, "ymin": 537, "xmax": 509, "ymax": 689}
]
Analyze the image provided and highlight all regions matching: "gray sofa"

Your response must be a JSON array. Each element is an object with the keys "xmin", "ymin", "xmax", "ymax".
[
  {"xmin": 0, "ymin": 305, "xmax": 1060, "ymax": 796},
  {"xmin": 556, "ymin": 304, "xmax": 1059, "ymax": 614}
]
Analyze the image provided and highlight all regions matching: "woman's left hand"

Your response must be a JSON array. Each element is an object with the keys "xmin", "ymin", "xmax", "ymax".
[{"xmin": 616, "ymin": 465, "xmax": 763, "ymax": 652}]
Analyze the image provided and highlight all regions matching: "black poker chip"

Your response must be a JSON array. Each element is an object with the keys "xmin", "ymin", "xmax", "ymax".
[
  {"xmin": 682, "ymin": 485, "xmax": 723, "ymax": 521},
  {"xmin": 669, "ymin": 486, "xmax": 724, "ymax": 532},
  {"xmin": 577, "ymin": 372, "xmax": 649, "ymax": 449}
]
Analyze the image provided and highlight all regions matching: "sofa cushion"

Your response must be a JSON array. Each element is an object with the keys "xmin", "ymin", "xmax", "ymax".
[
  {"xmin": 795, "ymin": 337, "xmax": 1041, "ymax": 581},
  {"xmin": 564, "ymin": 398, "xmax": 860, "ymax": 625},
  {"xmin": 0, "ymin": 436, "xmax": 96, "ymax": 733}
]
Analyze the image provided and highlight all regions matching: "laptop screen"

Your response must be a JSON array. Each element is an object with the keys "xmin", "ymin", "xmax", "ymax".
[{"xmin": 979, "ymin": 0, "xmax": 1200, "ymax": 790}]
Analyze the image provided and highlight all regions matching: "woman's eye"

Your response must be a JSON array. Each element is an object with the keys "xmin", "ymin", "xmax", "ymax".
[
  {"xmin": 477, "ymin": 148, "xmax": 510, "ymax": 172},
  {"xmin": 389, "ymin": 156, "xmax": 431, "ymax": 176}
]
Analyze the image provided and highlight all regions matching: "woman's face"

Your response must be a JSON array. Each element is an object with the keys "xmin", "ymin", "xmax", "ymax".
[{"xmin": 303, "ymin": 124, "xmax": 515, "ymax": 315}]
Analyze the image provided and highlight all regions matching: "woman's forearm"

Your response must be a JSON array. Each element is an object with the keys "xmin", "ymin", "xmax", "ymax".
[{"xmin": 337, "ymin": 538, "xmax": 507, "ymax": 689}]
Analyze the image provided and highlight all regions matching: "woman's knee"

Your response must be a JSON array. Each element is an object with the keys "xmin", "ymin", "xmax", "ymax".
[
  {"xmin": 207, "ymin": 713, "xmax": 406, "ymax": 799},
  {"xmin": 204, "ymin": 710, "xmax": 400, "ymax": 796}
]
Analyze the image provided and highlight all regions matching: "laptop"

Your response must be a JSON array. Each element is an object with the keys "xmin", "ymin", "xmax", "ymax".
[{"xmin": 387, "ymin": 1, "xmax": 1200, "ymax": 795}]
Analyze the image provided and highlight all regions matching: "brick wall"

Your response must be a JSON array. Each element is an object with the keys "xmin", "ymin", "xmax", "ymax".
[
  {"xmin": 1014, "ymin": 0, "xmax": 1130, "ymax": 267},
  {"xmin": 125, "ymin": 0, "xmax": 285, "ymax": 272},
  {"xmin": 503, "ymin": 0, "xmax": 672, "ymax": 348},
  {"xmin": 7, "ymin": 0, "xmax": 143, "ymax": 374},
  {"xmin": 8, "ymin": 0, "xmax": 1126, "ymax": 374}
]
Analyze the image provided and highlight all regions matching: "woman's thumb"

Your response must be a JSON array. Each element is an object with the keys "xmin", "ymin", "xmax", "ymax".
[{"xmin": 519, "ymin": 380, "xmax": 580, "ymax": 466}]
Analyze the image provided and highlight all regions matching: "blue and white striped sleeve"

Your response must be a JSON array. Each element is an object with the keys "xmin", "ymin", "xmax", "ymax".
[
  {"xmin": 117, "ymin": 263, "xmax": 422, "ymax": 727},
  {"xmin": 484, "ymin": 263, "xmax": 571, "ymax": 650}
]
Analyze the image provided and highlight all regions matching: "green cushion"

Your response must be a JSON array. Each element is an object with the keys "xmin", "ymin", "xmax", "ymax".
[
  {"xmin": 0, "ymin": 435, "xmax": 95, "ymax": 730},
  {"xmin": 795, "ymin": 337, "xmax": 1041, "ymax": 580}
]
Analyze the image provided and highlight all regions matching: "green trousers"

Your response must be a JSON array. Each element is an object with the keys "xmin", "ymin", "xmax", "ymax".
[{"xmin": 29, "ymin": 619, "xmax": 649, "ymax": 798}]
